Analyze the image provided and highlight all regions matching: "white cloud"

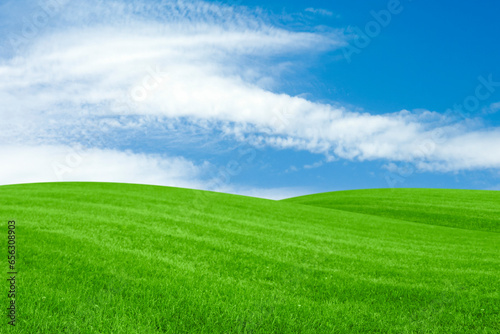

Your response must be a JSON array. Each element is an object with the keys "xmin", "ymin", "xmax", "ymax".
[
  {"xmin": 414, "ymin": 130, "xmax": 500, "ymax": 172},
  {"xmin": 0, "ymin": 145, "xmax": 208, "ymax": 189},
  {"xmin": 305, "ymin": 8, "xmax": 334, "ymax": 16},
  {"xmin": 483, "ymin": 102, "xmax": 500, "ymax": 115},
  {"xmin": 1, "ymin": 0, "xmax": 500, "ymax": 190},
  {"xmin": 304, "ymin": 161, "xmax": 324, "ymax": 169},
  {"xmin": 0, "ymin": 144, "xmax": 310, "ymax": 199}
]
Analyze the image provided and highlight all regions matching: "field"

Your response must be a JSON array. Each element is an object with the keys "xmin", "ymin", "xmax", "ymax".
[
  {"xmin": 1, "ymin": 182, "xmax": 499, "ymax": 333},
  {"xmin": 284, "ymin": 188, "xmax": 500, "ymax": 233}
]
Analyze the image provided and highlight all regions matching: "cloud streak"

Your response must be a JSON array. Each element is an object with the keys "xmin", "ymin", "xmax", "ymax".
[{"xmin": 0, "ymin": 145, "xmax": 207, "ymax": 188}]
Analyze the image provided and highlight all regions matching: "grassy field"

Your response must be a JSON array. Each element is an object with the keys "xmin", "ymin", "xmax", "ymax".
[
  {"xmin": 1, "ymin": 183, "xmax": 499, "ymax": 333},
  {"xmin": 284, "ymin": 188, "xmax": 500, "ymax": 233}
]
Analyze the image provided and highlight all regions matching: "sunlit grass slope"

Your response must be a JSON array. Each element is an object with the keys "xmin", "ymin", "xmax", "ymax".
[
  {"xmin": 284, "ymin": 188, "xmax": 500, "ymax": 233},
  {"xmin": 1, "ymin": 183, "xmax": 499, "ymax": 333}
]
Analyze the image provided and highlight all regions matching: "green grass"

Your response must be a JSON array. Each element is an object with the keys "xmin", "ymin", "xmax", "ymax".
[
  {"xmin": 284, "ymin": 188, "xmax": 500, "ymax": 233},
  {"xmin": 1, "ymin": 182, "xmax": 499, "ymax": 333}
]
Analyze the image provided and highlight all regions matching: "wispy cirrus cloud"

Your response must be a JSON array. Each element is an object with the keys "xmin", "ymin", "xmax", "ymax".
[
  {"xmin": 305, "ymin": 8, "xmax": 335, "ymax": 17},
  {"xmin": 483, "ymin": 102, "xmax": 500, "ymax": 115}
]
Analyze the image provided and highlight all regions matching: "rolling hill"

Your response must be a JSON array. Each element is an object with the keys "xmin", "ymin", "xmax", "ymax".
[
  {"xmin": 284, "ymin": 188, "xmax": 500, "ymax": 233},
  {"xmin": 1, "ymin": 183, "xmax": 498, "ymax": 333}
]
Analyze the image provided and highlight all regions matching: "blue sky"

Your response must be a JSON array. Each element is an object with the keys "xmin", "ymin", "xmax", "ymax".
[{"xmin": 1, "ymin": 0, "xmax": 500, "ymax": 198}]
